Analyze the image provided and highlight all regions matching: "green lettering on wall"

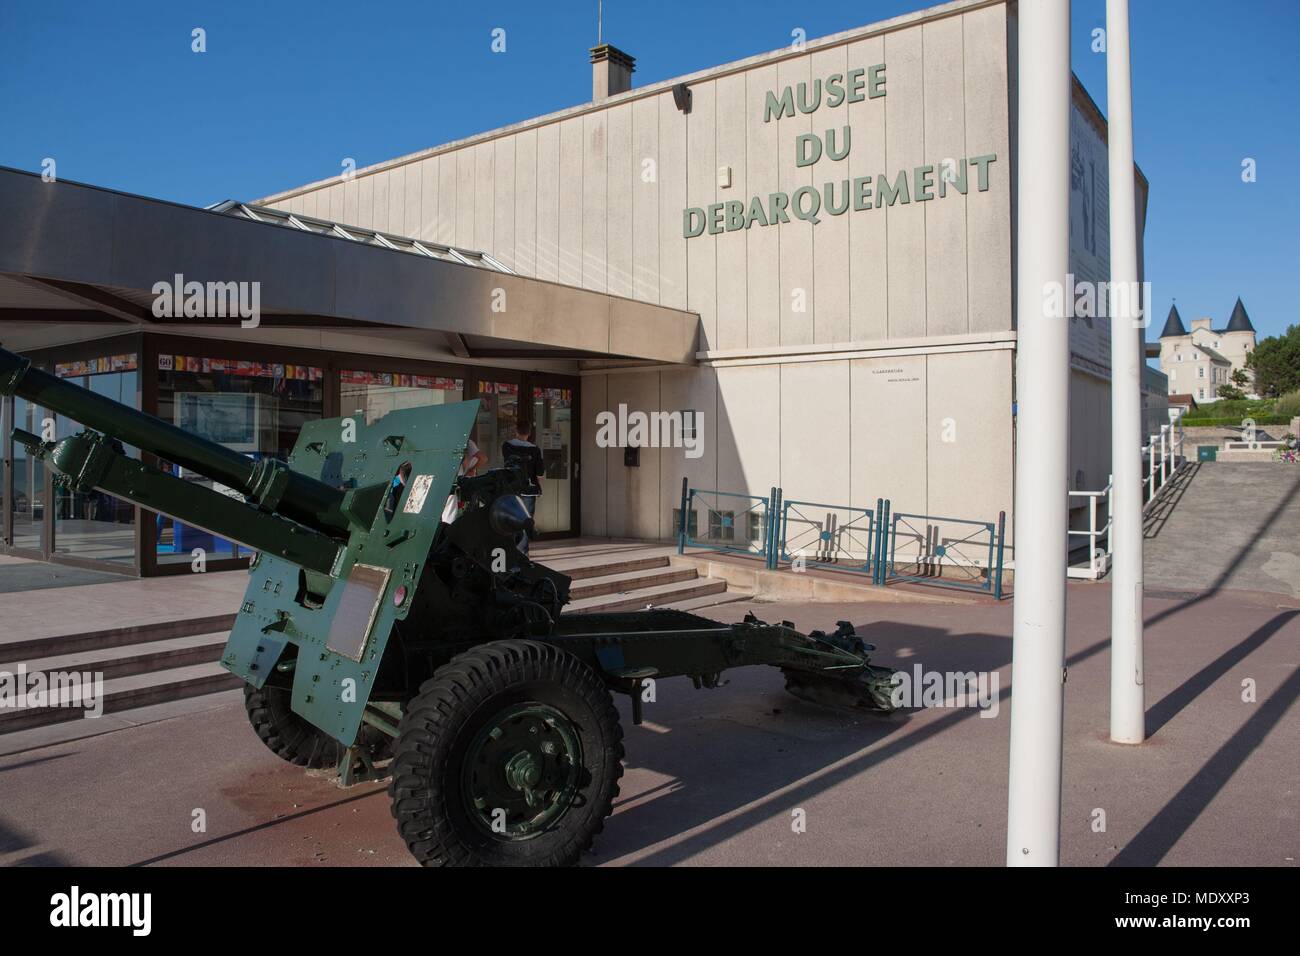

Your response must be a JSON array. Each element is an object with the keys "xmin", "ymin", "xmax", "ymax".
[
  {"xmin": 825, "ymin": 73, "xmax": 846, "ymax": 108},
  {"xmin": 877, "ymin": 169, "xmax": 911, "ymax": 207},
  {"xmin": 683, "ymin": 207, "xmax": 705, "ymax": 238},
  {"xmin": 868, "ymin": 63, "xmax": 887, "ymax": 98},
  {"xmin": 970, "ymin": 153, "xmax": 997, "ymax": 191},
  {"xmin": 764, "ymin": 87, "xmax": 795, "ymax": 123},
  {"xmin": 913, "ymin": 164, "xmax": 935, "ymax": 201}
]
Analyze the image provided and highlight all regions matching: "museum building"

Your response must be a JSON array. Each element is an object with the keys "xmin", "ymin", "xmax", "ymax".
[{"xmin": 0, "ymin": 0, "xmax": 1164, "ymax": 576}]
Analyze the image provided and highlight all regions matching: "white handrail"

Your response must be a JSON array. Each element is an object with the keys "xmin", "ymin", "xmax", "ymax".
[{"xmin": 1068, "ymin": 416, "xmax": 1186, "ymax": 581}]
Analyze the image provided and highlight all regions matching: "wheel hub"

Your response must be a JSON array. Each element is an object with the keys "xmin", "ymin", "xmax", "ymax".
[{"xmin": 462, "ymin": 702, "xmax": 583, "ymax": 840}]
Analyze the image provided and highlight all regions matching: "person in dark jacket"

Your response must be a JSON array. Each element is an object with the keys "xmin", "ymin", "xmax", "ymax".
[{"xmin": 502, "ymin": 420, "xmax": 543, "ymax": 554}]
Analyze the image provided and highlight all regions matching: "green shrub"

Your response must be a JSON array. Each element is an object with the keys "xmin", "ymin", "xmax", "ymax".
[
  {"xmin": 1181, "ymin": 414, "xmax": 1291, "ymax": 427},
  {"xmin": 1274, "ymin": 390, "xmax": 1300, "ymax": 419}
]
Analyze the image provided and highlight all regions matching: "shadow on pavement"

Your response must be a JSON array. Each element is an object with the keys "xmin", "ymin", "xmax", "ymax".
[
  {"xmin": 1111, "ymin": 661, "xmax": 1300, "ymax": 866},
  {"xmin": 607, "ymin": 620, "xmax": 1114, "ymax": 866}
]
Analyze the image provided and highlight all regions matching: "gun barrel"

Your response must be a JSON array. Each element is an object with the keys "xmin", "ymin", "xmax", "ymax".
[{"xmin": 0, "ymin": 344, "xmax": 349, "ymax": 535}]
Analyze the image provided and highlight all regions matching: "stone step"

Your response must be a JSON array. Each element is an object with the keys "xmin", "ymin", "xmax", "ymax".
[
  {"xmin": 0, "ymin": 661, "xmax": 243, "ymax": 734},
  {"xmin": 18, "ymin": 632, "xmax": 229, "ymax": 684},
  {"xmin": 552, "ymin": 554, "xmax": 670, "ymax": 581},
  {"xmin": 0, "ymin": 612, "xmax": 236, "ymax": 667},
  {"xmin": 656, "ymin": 591, "xmax": 750, "ymax": 613},
  {"xmin": 568, "ymin": 565, "xmax": 698, "ymax": 601},
  {"xmin": 565, "ymin": 577, "xmax": 729, "ymax": 614}
]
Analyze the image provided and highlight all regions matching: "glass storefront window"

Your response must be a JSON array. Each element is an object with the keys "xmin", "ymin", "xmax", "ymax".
[
  {"xmin": 476, "ymin": 381, "xmax": 520, "ymax": 470},
  {"xmin": 339, "ymin": 370, "xmax": 464, "ymax": 425},
  {"xmin": 52, "ymin": 354, "xmax": 139, "ymax": 565},
  {"xmin": 154, "ymin": 354, "xmax": 324, "ymax": 564}
]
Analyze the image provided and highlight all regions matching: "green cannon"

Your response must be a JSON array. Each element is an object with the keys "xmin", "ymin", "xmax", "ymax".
[{"xmin": 0, "ymin": 343, "xmax": 896, "ymax": 866}]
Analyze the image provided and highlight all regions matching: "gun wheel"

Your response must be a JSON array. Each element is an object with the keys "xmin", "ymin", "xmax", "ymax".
[
  {"xmin": 244, "ymin": 681, "xmax": 391, "ymax": 769},
  {"xmin": 389, "ymin": 639, "xmax": 623, "ymax": 867}
]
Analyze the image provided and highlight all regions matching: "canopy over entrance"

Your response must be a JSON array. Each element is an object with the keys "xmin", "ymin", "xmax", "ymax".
[{"xmin": 0, "ymin": 167, "xmax": 698, "ymax": 366}]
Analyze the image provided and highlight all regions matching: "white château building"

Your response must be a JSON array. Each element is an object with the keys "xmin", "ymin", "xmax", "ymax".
[{"xmin": 1157, "ymin": 298, "xmax": 1257, "ymax": 402}]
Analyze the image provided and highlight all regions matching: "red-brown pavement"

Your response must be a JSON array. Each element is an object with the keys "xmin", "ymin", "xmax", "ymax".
[{"xmin": 1, "ymin": 582, "xmax": 1296, "ymax": 867}]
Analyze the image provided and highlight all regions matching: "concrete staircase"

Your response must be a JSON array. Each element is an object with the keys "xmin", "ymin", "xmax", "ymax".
[{"xmin": 0, "ymin": 544, "xmax": 734, "ymax": 745}]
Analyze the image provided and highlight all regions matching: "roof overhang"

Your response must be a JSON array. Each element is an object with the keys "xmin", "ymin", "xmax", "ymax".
[{"xmin": 0, "ymin": 167, "xmax": 699, "ymax": 365}]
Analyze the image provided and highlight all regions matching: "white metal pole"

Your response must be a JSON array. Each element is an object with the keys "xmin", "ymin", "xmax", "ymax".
[
  {"xmin": 1107, "ymin": 0, "xmax": 1145, "ymax": 744},
  {"xmin": 1006, "ymin": 0, "xmax": 1072, "ymax": 867}
]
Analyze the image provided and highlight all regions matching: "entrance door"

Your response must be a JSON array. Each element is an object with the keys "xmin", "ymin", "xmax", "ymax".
[
  {"xmin": 472, "ymin": 374, "xmax": 578, "ymax": 538},
  {"xmin": 527, "ymin": 379, "xmax": 576, "ymax": 536}
]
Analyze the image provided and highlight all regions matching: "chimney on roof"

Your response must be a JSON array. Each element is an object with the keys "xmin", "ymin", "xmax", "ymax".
[{"xmin": 590, "ymin": 44, "xmax": 635, "ymax": 100}]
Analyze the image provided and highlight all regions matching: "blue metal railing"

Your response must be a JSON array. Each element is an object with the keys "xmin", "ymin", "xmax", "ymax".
[
  {"xmin": 675, "ymin": 478, "xmax": 1006, "ymax": 599},
  {"xmin": 676, "ymin": 478, "xmax": 775, "ymax": 561},
  {"xmin": 778, "ymin": 497, "xmax": 876, "ymax": 578},
  {"xmin": 885, "ymin": 510, "xmax": 1006, "ymax": 596}
]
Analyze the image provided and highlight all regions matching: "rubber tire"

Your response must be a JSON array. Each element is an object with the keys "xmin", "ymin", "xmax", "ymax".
[
  {"xmin": 243, "ymin": 682, "xmax": 391, "ymax": 769},
  {"xmin": 388, "ymin": 640, "xmax": 624, "ymax": 867}
]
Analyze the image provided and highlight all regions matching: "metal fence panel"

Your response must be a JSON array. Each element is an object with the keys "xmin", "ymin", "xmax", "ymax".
[{"xmin": 778, "ymin": 498, "xmax": 876, "ymax": 576}]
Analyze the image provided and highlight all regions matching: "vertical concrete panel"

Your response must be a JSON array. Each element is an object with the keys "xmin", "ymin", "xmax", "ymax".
[
  {"xmin": 846, "ymin": 36, "xmax": 888, "ymax": 343},
  {"xmin": 716, "ymin": 364, "xmax": 780, "ymax": 496},
  {"xmin": 514, "ymin": 129, "xmax": 538, "ymax": 277},
  {"xmin": 606, "ymin": 372, "xmax": 662, "ymax": 539},
  {"xmin": 850, "ymin": 355, "xmax": 927, "ymax": 514},
  {"xmin": 582, "ymin": 111, "xmax": 608, "ymax": 293},
  {"xmin": 328, "ymin": 186, "xmax": 344, "ymax": 221},
  {"xmin": 606, "ymin": 104, "xmax": 634, "ymax": 299},
  {"xmin": 474, "ymin": 141, "xmax": 495, "ymax": 254},
  {"xmin": 658, "ymin": 92, "xmax": 688, "ymax": 310},
  {"xmin": 745, "ymin": 64, "xmax": 780, "ymax": 348},
  {"xmin": 810, "ymin": 44, "xmax": 851, "ymax": 344},
  {"xmin": 535, "ymin": 123, "xmax": 560, "ymax": 282},
  {"xmin": 923, "ymin": 16, "xmax": 969, "ymax": 336},
  {"xmin": 777, "ymin": 55, "xmax": 814, "ymax": 346},
  {"xmin": 436, "ymin": 153, "xmax": 457, "ymax": 246},
  {"xmin": 371, "ymin": 169, "xmax": 390, "ymax": 232},
  {"xmin": 558, "ymin": 118, "xmax": 584, "ymax": 287},
  {"xmin": 660, "ymin": 366, "xmax": 718, "ymax": 541},
  {"xmin": 926, "ymin": 349, "xmax": 1013, "ymax": 554},
  {"xmin": 390, "ymin": 165, "xmax": 408, "ymax": 235},
  {"xmin": 631, "ymin": 96, "xmax": 660, "ymax": 304},
  {"xmin": 884, "ymin": 26, "xmax": 926, "ymax": 339},
  {"xmin": 455, "ymin": 149, "xmax": 475, "ymax": 248},
  {"xmin": 417, "ymin": 158, "xmax": 438, "ymax": 241},
  {"xmin": 781, "ymin": 362, "xmax": 849, "ymax": 506},
  {"xmin": 964, "ymin": 4, "xmax": 1013, "ymax": 333},
  {"xmin": 580, "ymin": 373, "xmax": 609, "ymax": 537},
  {"xmin": 356, "ymin": 175, "xmax": 374, "ymax": 230},
  {"xmin": 714, "ymin": 72, "xmax": 748, "ymax": 352},
  {"xmin": 343, "ymin": 176, "xmax": 359, "ymax": 229},
  {"xmin": 298, "ymin": 191, "xmax": 317, "ymax": 218},
  {"xmin": 685, "ymin": 81, "xmax": 717, "ymax": 348},
  {"xmin": 494, "ymin": 137, "xmax": 516, "ymax": 270}
]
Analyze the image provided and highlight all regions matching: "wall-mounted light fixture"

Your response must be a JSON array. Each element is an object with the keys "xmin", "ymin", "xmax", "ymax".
[{"xmin": 672, "ymin": 82, "xmax": 692, "ymax": 114}]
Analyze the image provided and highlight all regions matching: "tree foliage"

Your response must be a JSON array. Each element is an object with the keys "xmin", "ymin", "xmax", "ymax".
[{"xmin": 1246, "ymin": 324, "xmax": 1300, "ymax": 398}]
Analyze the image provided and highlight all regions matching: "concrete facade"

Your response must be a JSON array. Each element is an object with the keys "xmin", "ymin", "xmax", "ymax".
[{"xmin": 258, "ymin": 0, "xmax": 1148, "ymax": 552}]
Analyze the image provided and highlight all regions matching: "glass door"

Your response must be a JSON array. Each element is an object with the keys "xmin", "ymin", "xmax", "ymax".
[
  {"xmin": 473, "ymin": 374, "xmax": 578, "ymax": 537},
  {"xmin": 527, "ymin": 379, "xmax": 576, "ymax": 536}
]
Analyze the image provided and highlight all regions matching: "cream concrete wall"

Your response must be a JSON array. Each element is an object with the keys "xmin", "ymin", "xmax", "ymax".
[
  {"xmin": 263, "ymin": 0, "xmax": 1012, "ymax": 354},
  {"xmin": 261, "ymin": 0, "xmax": 1030, "ymax": 545}
]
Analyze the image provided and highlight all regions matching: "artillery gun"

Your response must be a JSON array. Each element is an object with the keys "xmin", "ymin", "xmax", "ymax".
[{"xmin": 0, "ymin": 343, "xmax": 896, "ymax": 866}]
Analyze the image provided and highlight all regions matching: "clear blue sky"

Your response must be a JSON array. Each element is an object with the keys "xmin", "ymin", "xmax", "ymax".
[{"xmin": 2, "ymin": 0, "xmax": 1296, "ymax": 341}]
